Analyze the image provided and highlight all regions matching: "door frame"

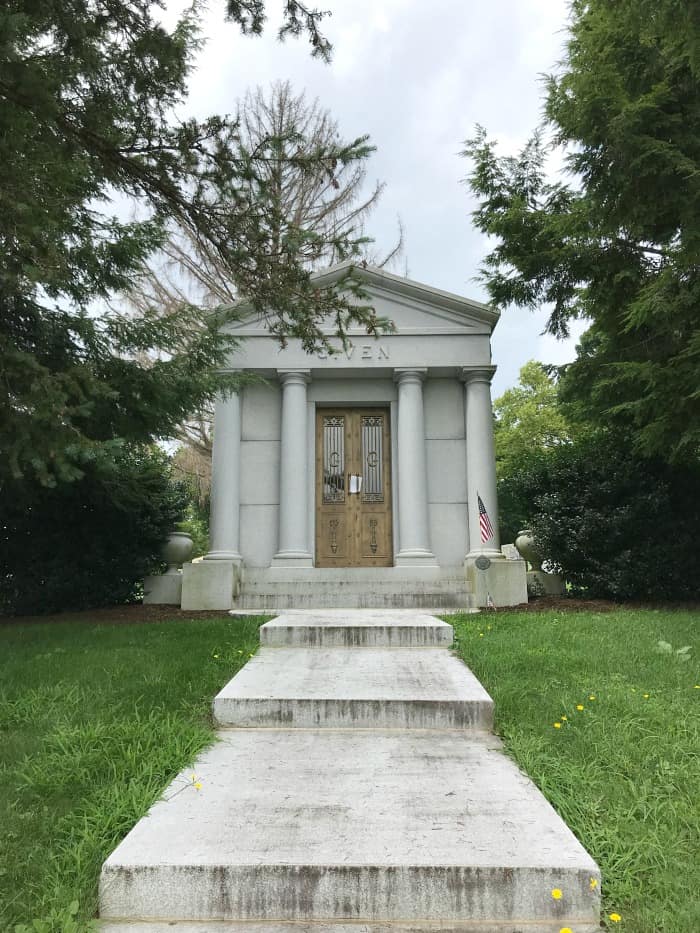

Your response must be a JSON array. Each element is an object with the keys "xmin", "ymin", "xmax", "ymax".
[
  {"xmin": 314, "ymin": 406, "xmax": 393, "ymax": 568},
  {"xmin": 306, "ymin": 390, "xmax": 399, "ymax": 567}
]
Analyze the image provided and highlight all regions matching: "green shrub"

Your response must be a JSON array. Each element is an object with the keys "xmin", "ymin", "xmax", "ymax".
[
  {"xmin": 499, "ymin": 435, "xmax": 700, "ymax": 600},
  {"xmin": 0, "ymin": 446, "xmax": 187, "ymax": 615}
]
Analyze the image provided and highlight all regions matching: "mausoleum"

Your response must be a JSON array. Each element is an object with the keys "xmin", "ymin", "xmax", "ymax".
[{"xmin": 175, "ymin": 261, "xmax": 526, "ymax": 610}]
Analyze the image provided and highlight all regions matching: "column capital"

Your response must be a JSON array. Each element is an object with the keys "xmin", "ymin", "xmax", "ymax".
[
  {"xmin": 461, "ymin": 366, "xmax": 497, "ymax": 386},
  {"xmin": 394, "ymin": 368, "xmax": 428, "ymax": 385},
  {"xmin": 277, "ymin": 369, "xmax": 311, "ymax": 386}
]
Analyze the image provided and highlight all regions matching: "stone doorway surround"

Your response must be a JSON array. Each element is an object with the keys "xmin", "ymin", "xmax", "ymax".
[{"xmin": 315, "ymin": 408, "xmax": 393, "ymax": 568}]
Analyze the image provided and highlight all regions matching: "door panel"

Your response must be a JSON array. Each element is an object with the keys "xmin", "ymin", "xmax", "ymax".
[{"xmin": 316, "ymin": 409, "xmax": 392, "ymax": 567}]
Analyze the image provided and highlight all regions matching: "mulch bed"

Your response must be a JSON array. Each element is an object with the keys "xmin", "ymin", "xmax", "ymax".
[
  {"xmin": 0, "ymin": 604, "xmax": 239, "ymax": 626},
  {"xmin": 3, "ymin": 596, "xmax": 699, "ymax": 625}
]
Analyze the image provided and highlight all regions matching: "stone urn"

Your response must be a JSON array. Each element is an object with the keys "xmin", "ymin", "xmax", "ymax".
[
  {"xmin": 162, "ymin": 532, "xmax": 194, "ymax": 574},
  {"xmin": 514, "ymin": 529, "xmax": 543, "ymax": 572}
]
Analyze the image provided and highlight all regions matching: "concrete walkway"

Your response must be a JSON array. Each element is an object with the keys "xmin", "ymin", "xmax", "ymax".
[{"xmin": 100, "ymin": 611, "xmax": 601, "ymax": 932}]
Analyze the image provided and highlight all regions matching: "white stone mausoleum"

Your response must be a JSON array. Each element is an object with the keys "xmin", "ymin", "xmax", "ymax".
[{"xmin": 174, "ymin": 262, "xmax": 526, "ymax": 610}]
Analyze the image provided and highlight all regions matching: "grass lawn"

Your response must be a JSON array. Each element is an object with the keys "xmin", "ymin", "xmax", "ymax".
[
  {"xmin": 0, "ymin": 615, "xmax": 264, "ymax": 932},
  {"xmin": 450, "ymin": 608, "xmax": 700, "ymax": 933},
  {"xmin": 1, "ymin": 609, "xmax": 698, "ymax": 932}
]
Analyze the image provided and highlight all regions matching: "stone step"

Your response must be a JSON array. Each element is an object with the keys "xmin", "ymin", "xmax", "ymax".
[
  {"xmin": 102, "ymin": 922, "xmax": 595, "ymax": 932},
  {"xmin": 100, "ymin": 730, "xmax": 600, "ymax": 930},
  {"xmin": 235, "ymin": 569, "xmax": 472, "ymax": 611},
  {"xmin": 260, "ymin": 610, "xmax": 455, "ymax": 648},
  {"xmin": 213, "ymin": 647, "xmax": 494, "ymax": 730},
  {"xmin": 236, "ymin": 589, "xmax": 472, "ymax": 610}
]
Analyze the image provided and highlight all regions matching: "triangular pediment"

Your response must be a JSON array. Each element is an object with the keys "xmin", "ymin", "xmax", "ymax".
[{"xmin": 226, "ymin": 261, "xmax": 499, "ymax": 337}]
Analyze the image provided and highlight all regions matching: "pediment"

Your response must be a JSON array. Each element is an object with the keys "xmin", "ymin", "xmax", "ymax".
[{"xmin": 225, "ymin": 261, "xmax": 499, "ymax": 338}]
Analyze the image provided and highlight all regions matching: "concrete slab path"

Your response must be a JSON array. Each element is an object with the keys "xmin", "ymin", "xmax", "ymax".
[{"xmin": 100, "ymin": 611, "xmax": 601, "ymax": 932}]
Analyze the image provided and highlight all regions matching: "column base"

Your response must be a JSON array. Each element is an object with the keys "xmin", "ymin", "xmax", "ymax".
[
  {"xmin": 466, "ymin": 548, "xmax": 504, "ymax": 561},
  {"xmin": 181, "ymin": 560, "xmax": 242, "ymax": 611},
  {"xmin": 465, "ymin": 555, "xmax": 527, "ymax": 608},
  {"xmin": 204, "ymin": 551, "xmax": 243, "ymax": 562},
  {"xmin": 395, "ymin": 549, "xmax": 438, "ymax": 567},
  {"xmin": 272, "ymin": 551, "xmax": 314, "ymax": 568}
]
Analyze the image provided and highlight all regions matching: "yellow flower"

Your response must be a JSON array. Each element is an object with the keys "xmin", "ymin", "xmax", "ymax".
[
  {"xmin": 694, "ymin": 685, "xmax": 700, "ymax": 689},
  {"xmin": 609, "ymin": 912, "xmax": 622, "ymax": 922},
  {"xmin": 561, "ymin": 715, "xmax": 568, "ymax": 721},
  {"xmin": 479, "ymin": 632, "xmax": 484, "ymax": 637},
  {"xmin": 576, "ymin": 704, "xmax": 584, "ymax": 711},
  {"xmin": 194, "ymin": 781, "xmax": 202, "ymax": 791},
  {"xmin": 589, "ymin": 877, "xmax": 598, "ymax": 890},
  {"xmin": 560, "ymin": 928, "xmax": 573, "ymax": 933},
  {"xmin": 553, "ymin": 722, "xmax": 562, "ymax": 729},
  {"xmin": 589, "ymin": 694, "xmax": 596, "ymax": 700},
  {"xmin": 551, "ymin": 888, "xmax": 563, "ymax": 900},
  {"xmin": 643, "ymin": 693, "xmax": 650, "ymax": 699}
]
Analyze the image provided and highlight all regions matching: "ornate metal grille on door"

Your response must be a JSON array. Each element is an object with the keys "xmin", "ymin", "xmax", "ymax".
[
  {"xmin": 322, "ymin": 416, "xmax": 345, "ymax": 503},
  {"xmin": 361, "ymin": 415, "xmax": 384, "ymax": 502}
]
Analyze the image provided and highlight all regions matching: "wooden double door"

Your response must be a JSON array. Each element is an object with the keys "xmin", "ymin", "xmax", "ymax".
[{"xmin": 315, "ymin": 408, "xmax": 393, "ymax": 567}]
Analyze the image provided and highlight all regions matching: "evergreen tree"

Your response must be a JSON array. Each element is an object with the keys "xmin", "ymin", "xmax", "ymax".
[
  {"xmin": 463, "ymin": 0, "xmax": 700, "ymax": 462},
  {"xmin": 1, "ymin": 1, "xmax": 382, "ymax": 485}
]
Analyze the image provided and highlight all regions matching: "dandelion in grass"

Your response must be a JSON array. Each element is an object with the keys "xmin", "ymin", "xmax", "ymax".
[
  {"xmin": 551, "ymin": 888, "xmax": 563, "ymax": 900},
  {"xmin": 609, "ymin": 912, "xmax": 622, "ymax": 922},
  {"xmin": 479, "ymin": 632, "xmax": 484, "ymax": 637},
  {"xmin": 643, "ymin": 693, "xmax": 650, "ymax": 699},
  {"xmin": 561, "ymin": 715, "xmax": 568, "ymax": 721},
  {"xmin": 589, "ymin": 694, "xmax": 596, "ymax": 701},
  {"xmin": 576, "ymin": 704, "xmax": 584, "ymax": 711},
  {"xmin": 553, "ymin": 722, "xmax": 562, "ymax": 729}
]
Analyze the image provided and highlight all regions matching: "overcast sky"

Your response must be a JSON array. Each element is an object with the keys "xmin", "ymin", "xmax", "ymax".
[{"xmin": 168, "ymin": 0, "xmax": 586, "ymax": 396}]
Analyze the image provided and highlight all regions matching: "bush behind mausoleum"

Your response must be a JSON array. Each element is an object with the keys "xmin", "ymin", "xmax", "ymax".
[
  {"xmin": 0, "ymin": 446, "xmax": 187, "ymax": 615},
  {"xmin": 499, "ymin": 435, "xmax": 700, "ymax": 601}
]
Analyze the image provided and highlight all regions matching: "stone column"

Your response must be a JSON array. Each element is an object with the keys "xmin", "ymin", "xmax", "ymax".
[
  {"xmin": 274, "ymin": 370, "xmax": 313, "ymax": 565},
  {"xmin": 205, "ymin": 389, "xmax": 242, "ymax": 562},
  {"xmin": 394, "ymin": 369, "xmax": 437, "ymax": 565},
  {"xmin": 463, "ymin": 367, "xmax": 501, "ymax": 558}
]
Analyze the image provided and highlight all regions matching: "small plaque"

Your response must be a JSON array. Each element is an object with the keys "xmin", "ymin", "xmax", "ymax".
[{"xmin": 475, "ymin": 556, "xmax": 491, "ymax": 571}]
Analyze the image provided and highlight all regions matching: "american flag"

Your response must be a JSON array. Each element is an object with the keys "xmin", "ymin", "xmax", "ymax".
[{"xmin": 478, "ymin": 494, "xmax": 495, "ymax": 543}]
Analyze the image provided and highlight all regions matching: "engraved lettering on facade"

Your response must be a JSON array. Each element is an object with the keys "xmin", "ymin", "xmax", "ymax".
[{"xmin": 316, "ymin": 341, "xmax": 390, "ymax": 362}]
